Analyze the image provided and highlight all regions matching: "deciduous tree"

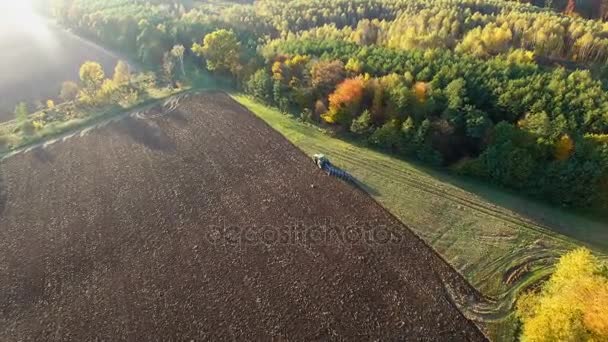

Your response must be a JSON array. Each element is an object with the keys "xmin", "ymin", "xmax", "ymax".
[
  {"xmin": 323, "ymin": 77, "xmax": 364, "ymax": 125},
  {"xmin": 554, "ymin": 134, "xmax": 575, "ymax": 161},
  {"xmin": 311, "ymin": 60, "xmax": 345, "ymax": 95},
  {"xmin": 517, "ymin": 248, "xmax": 608, "ymax": 341},
  {"xmin": 113, "ymin": 60, "xmax": 131, "ymax": 86},
  {"xmin": 79, "ymin": 61, "xmax": 105, "ymax": 98},
  {"xmin": 171, "ymin": 45, "xmax": 186, "ymax": 77},
  {"xmin": 192, "ymin": 29, "xmax": 241, "ymax": 75}
]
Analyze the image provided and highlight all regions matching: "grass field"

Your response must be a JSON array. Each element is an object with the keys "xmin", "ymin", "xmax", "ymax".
[{"xmin": 231, "ymin": 94, "xmax": 608, "ymax": 340}]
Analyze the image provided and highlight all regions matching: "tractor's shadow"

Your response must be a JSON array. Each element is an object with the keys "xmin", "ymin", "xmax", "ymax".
[{"xmin": 355, "ymin": 180, "xmax": 380, "ymax": 197}]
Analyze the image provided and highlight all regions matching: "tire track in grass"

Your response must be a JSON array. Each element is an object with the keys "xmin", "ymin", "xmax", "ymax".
[
  {"xmin": 325, "ymin": 147, "xmax": 546, "ymax": 229},
  {"xmin": 297, "ymin": 143, "xmax": 580, "ymax": 321},
  {"xmin": 297, "ymin": 144, "xmax": 504, "ymax": 313},
  {"xmin": 292, "ymin": 142, "xmax": 560, "ymax": 249},
  {"xmin": 331, "ymin": 145, "xmax": 546, "ymax": 227},
  {"xmin": 232, "ymin": 95, "xmax": 606, "ymax": 337},
  {"xmin": 316, "ymin": 146, "xmax": 574, "ymax": 244}
]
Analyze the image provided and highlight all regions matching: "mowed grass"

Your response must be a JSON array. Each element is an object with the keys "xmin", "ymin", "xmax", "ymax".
[{"xmin": 231, "ymin": 94, "xmax": 608, "ymax": 340}]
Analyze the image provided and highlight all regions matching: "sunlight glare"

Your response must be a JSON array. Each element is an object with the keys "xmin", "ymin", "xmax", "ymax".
[
  {"xmin": 0, "ymin": 0, "xmax": 36, "ymax": 24},
  {"xmin": 0, "ymin": 0, "xmax": 55, "ymax": 49}
]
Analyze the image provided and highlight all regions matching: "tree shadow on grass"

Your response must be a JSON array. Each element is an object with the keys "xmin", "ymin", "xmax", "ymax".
[
  {"xmin": 339, "ymin": 134, "xmax": 608, "ymax": 252},
  {"xmin": 116, "ymin": 117, "xmax": 176, "ymax": 152},
  {"xmin": 424, "ymin": 167, "xmax": 608, "ymax": 251}
]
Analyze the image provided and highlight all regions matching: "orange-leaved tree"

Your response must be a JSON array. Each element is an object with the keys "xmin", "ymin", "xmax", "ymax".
[
  {"xmin": 554, "ymin": 134, "xmax": 575, "ymax": 161},
  {"xmin": 322, "ymin": 77, "xmax": 365, "ymax": 125}
]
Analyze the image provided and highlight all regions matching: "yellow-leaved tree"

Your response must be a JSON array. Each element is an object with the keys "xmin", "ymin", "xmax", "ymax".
[
  {"xmin": 517, "ymin": 248, "xmax": 608, "ymax": 341},
  {"xmin": 192, "ymin": 29, "xmax": 241, "ymax": 76},
  {"xmin": 79, "ymin": 61, "xmax": 105, "ymax": 99},
  {"xmin": 554, "ymin": 134, "xmax": 575, "ymax": 161}
]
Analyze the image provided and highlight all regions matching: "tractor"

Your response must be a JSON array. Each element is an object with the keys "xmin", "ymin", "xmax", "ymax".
[{"xmin": 312, "ymin": 154, "xmax": 356, "ymax": 184}]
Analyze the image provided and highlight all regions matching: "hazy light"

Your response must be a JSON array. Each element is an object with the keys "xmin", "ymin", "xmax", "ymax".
[
  {"xmin": 0, "ymin": 0, "xmax": 55, "ymax": 49},
  {"xmin": 0, "ymin": 0, "xmax": 36, "ymax": 23}
]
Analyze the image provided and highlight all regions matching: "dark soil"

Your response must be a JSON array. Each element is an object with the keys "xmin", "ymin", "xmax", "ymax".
[{"xmin": 0, "ymin": 92, "xmax": 486, "ymax": 341}]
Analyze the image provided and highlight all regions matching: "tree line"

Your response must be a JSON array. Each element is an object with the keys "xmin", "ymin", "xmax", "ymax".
[
  {"xmin": 6, "ymin": 58, "xmax": 171, "ymax": 146},
  {"xmin": 248, "ymin": 38, "xmax": 608, "ymax": 206},
  {"xmin": 48, "ymin": 0, "xmax": 608, "ymax": 207}
]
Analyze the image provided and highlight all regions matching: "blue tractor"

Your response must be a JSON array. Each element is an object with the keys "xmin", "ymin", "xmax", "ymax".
[{"xmin": 312, "ymin": 154, "xmax": 356, "ymax": 184}]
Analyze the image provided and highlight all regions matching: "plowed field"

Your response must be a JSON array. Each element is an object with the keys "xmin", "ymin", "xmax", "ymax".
[{"xmin": 0, "ymin": 92, "xmax": 485, "ymax": 341}]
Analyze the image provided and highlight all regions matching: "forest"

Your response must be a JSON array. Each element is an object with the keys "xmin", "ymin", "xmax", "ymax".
[{"xmin": 48, "ymin": 0, "xmax": 608, "ymax": 207}]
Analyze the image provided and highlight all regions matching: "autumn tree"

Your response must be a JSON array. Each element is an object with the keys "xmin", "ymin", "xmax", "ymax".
[
  {"xmin": 345, "ymin": 58, "xmax": 363, "ymax": 75},
  {"xmin": 322, "ymin": 77, "xmax": 365, "ymax": 125},
  {"xmin": 171, "ymin": 44, "xmax": 186, "ymax": 77},
  {"xmin": 112, "ymin": 60, "xmax": 131, "ymax": 86},
  {"xmin": 554, "ymin": 134, "xmax": 575, "ymax": 161},
  {"xmin": 517, "ymin": 248, "xmax": 608, "ymax": 341},
  {"xmin": 311, "ymin": 60, "xmax": 346, "ymax": 96},
  {"xmin": 192, "ymin": 29, "xmax": 241, "ymax": 76},
  {"xmin": 272, "ymin": 55, "xmax": 310, "ymax": 87},
  {"xmin": 456, "ymin": 23, "xmax": 513, "ymax": 57},
  {"xmin": 99, "ymin": 78, "xmax": 119, "ymax": 103},
  {"xmin": 79, "ymin": 61, "xmax": 105, "ymax": 99}
]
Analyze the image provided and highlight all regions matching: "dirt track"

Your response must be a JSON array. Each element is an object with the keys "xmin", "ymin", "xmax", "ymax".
[{"xmin": 0, "ymin": 92, "xmax": 485, "ymax": 341}]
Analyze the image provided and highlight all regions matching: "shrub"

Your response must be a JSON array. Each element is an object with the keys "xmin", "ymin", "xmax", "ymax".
[
  {"xmin": 246, "ymin": 69, "xmax": 273, "ymax": 103},
  {"xmin": 368, "ymin": 119, "xmax": 402, "ymax": 150},
  {"xmin": 14, "ymin": 102, "xmax": 28, "ymax": 123},
  {"xmin": 350, "ymin": 109, "xmax": 373, "ymax": 135}
]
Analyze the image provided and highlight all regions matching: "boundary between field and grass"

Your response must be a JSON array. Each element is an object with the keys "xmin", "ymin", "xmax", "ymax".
[
  {"xmin": 227, "ymin": 92, "xmax": 494, "ymax": 341},
  {"xmin": 228, "ymin": 92, "xmax": 608, "ymax": 341},
  {"xmin": 0, "ymin": 89, "xmax": 196, "ymax": 161},
  {"xmin": 0, "ymin": 89, "xmax": 497, "ymax": 338},
  {"xmin": 2, "ymin": 88, "xmax": 606, "ymax": 341}
]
